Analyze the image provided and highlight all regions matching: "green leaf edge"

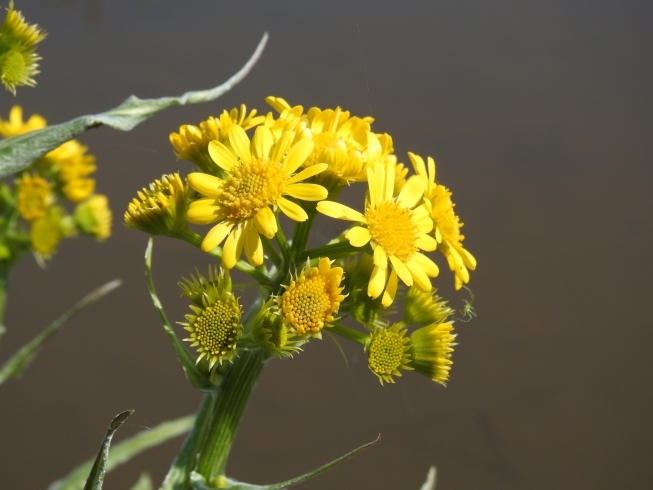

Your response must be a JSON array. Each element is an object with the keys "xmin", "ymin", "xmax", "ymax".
[{"xmin": 0, "ymin": 33, "xmax": 268, "ymax": 178}]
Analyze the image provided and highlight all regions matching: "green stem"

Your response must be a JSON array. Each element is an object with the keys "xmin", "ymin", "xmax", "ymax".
[
  {"xmin": 196, "ymin": 349, "xmax": 268, "ymax": 484},
  {"xmin": 331, "ymin": 323, "xmax": 369, "ymax": 346},
  {"xmin": 261, "ymin": 236, "xmax": 282, "ymax": 267},
  {"xmin": 274, "ymin": 214, "xmax": 291, "ymax": 266},
  {"xmin": 299, "ymin": 240, "xmax": 364, "ymax": 262}
]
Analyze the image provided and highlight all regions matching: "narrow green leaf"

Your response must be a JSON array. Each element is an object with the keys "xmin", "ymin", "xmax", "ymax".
[
  {"xmin": 419, "ymin": 466, "xmax": 437, "ymax": 490},
  {"xmin": 144, "ymin": 238, "xmax": 212, "ymax": 390},
  {"xmin": 0, "ymin": 33, "xmax": 268, "ymax": 178},
  {"xmin": 130, "ymin": 473, "xmax": 154, "ymax": 490},
  {"xmin": 189, "ymin": 435, "xmax": 380, "ymax": 490},
  {"xmin": 48, "ymin": 415, "xmax": 195, "ymax": 490},
  {"xmin": 0, "ymin": 279, "xmax": 121, "ymax": 385},
  {"xmin": 83, "ymin": 410, "xmax": 135, "ymax": 490}
]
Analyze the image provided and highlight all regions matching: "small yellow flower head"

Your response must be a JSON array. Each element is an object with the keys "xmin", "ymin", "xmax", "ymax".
[
  {"xmin": 0, "ymin": 104, "xmax": 46, "ymax": 137},
  {"xmin": 402, "ymin": 287, "xmax": 454, "ymax": 326},
  {"xmin": 178, "ymin": 264, "xmax": 231, "ymax": 305},
  {"xmin": 124, "ymin": 173, "xmax": 188, "ymax": 236},
  {"xmin": 74, "ymin": 194, "xmax": 112, "ymax": 241},
  {"xmin": 317, "ymin": 159, "xmax": 440, "ymax": 307},
  {"xmin": 17, "ymin": 173, "xmax": 51, "ymax": 221},
  {"xmin": 366, "ymin": 323, "xmax": 413, "ymax": 385},
  {"xmin": 44, "ymin": 140, "xmax": 97, "ymax": 202},
  {"xmin": 409, "ymin": 152, "xmax": 477, "ymax": 290},
  {"xmin": 186, "ymin": 125, "xmax": 328, "ymax": 268},
  {"xmin": 169, "ymin": 105, "xmax": 265, "ymax": 173},
  {"xmin": 177, "ymin": 267, "xmax": 242, "ymax": 369},
  {"xmin": 0, "ymin": 1, "xmax": 46, "ymax": 94},
  {"xmin": 251, "ymin": 305, "xmax": 304, "ymax": 358},
  {"xmin": 276, "ymin": 257, "xmax": 345, "ymax": 338},
  {"xmin": 408, "ymin": 322, "xmax": 456, "ymax": 385},
  {"xmin": 29, "ymin": 206, "xmax": 69, "ymax": 257}
]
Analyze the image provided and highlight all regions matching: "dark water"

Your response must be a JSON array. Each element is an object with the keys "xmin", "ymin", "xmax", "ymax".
[{"xmin": 1, "ymin": 1, "xmax": 652, "ymax": 489}]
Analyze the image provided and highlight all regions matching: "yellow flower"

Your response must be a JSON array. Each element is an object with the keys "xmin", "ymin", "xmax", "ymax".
[
  {"xmin": 317, "ymin": 160, "xmax": 439, "ymax": 306},
  {"xmin": 276, "ymin": 257, "xmax": 345, "ymax": 338},
  {"xmin": 0, "ymin": 105, "xmax": 45, "ymax": 137},
  {"xmin": 17, "ymin": 173, "xmax": 50, "ymax": 221},
  {"xmin": 0, "ymin": 1, "xmax": 46, "ymax": 94},
  {"xmin": 43, "ymin": 139, "xmax": 97, "ymax": 202},
  {"xmin": 74, "ymin": 194, "xmax": 112, "ymax": 241},
  {"xmin": 124, "ymin": 173, "xmax": 188, "ymax": 236},
  {"xmin": 265, "ymin": 96, "xmax": 393, "ymax": 183},
  {"xmin": 170, "ymin": 105, "xmax": 265, "ymax": 173},
  {"xmin": 402, "ymin": 287, "xmax": 453, "ymax": 326},
  {"xmin": 408, "ymin": 322, "xmax": 456, "ymax": 385},
  {"xmin": 29, "ymin": 206, "xmax": 67, "ymax": 256},
  {"xmin": 366, "ymin": 323, "xmax": 412, "ymax": 385},
  {"xmin": 409, "ymin": 153, "xmax": 476, "ymax": 290},
  {"xmin": 186, "ymin": 125, "xmax": 328, "ymax": 268}
]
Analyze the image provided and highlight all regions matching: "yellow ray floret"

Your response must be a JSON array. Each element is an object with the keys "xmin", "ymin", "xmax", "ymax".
[
  {"xmin": 0, "ymin": 105, "xmax": 45, "ymax": 136},
  {"xmin": 317, "ymin": 160, "xmax": 439, "ymax": 306},
  {"xmin": 409, "ymin": 152, "xmax": 476, "ymax": 290},
  {"xmin": 276, "ymin": 257, "xmax": 345, "ymax": 338},
  {"xmin": 186, "ymin": 125, "xmax": 329, "ymax": 268}
]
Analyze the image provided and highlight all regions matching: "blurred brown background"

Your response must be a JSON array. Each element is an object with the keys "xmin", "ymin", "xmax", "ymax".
[{"xmin": 1, "ymin": 0, "xmax": 652, "ymax": 489}]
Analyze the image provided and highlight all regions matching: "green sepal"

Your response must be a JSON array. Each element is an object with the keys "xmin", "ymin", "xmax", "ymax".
[
  {"xmin": 129, "ymin": 473, "xmax": 154, "ymax": 490},
  {"xmin": 419, "ymin": 466, "xmax": 437, "ymax": 490},
  {"xmin": 48, "ymin": 415, "xmax": 195, "ymax": 490},
  {"xmin": 0, "ymin": 279, "xmax": 121, "ymax": 386},
  {"xmin": 144, "ymin": 238, "xmax": 215, "ymax": 391},
  {"xmin": 189, "ymin": 435, "xmax": 380, "ymax": 490},
  {"xmin": 0, "ymin": 34, "xmax": 268, "ymax": 178}
]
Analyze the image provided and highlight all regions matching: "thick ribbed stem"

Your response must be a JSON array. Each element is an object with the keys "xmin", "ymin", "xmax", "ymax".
[{"xmin": 195, "ymin": 349, "xmax": 267, "ymax": 485}]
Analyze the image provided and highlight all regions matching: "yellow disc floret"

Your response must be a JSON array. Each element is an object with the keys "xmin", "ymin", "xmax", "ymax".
[{"xmin": 365, "ymin": 200, "xmax": 419, "ymax": 263}]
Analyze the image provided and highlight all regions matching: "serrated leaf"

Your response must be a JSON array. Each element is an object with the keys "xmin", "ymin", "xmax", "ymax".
[
  {"xmin": 419, "ymin": 466, "xmax": 437, "ymax": 490},
  {"xmin": 48, "ymin": 415, "xmax": 195, "ymax": 490},
  {"xmin": 130, "ymin": 473, "xmax": 154, "ymax": 490},
  {"xmin": 0, "ymin": 33, "xmax": 268, "ymax": 178},
  {"xmin": 0, "ymin": 279, "xmax": 121, "ymax": 386},
  {"xmin": 189, "ymin": 435, "xmax": 380, "ymax": 490}
]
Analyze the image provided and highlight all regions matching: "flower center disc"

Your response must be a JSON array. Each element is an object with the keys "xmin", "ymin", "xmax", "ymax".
[
  {"xmin": 365, "ymin": 200, "xmax": 418, "ymax": 262},
  {"xmin": 218, "ymin": 159, "xmax": 286, "ymax": 219},
  {"xmin": 281, "ymin": 275, "xmax": 332, "ymax": 335},
  {"xmin": 368, "ymin": 329, "xmax": 405, "ymax": 375},
  {"xmin": 194, "ymin": 301, "xmax": 240, "ymax": 357}
]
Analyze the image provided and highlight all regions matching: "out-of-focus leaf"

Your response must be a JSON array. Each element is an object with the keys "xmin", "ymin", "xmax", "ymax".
[
  {"xmin": 419, "ymin": 466, "xmax": 437, "ymax": 490},
  {"xmin": 0, "ymin": 33, "xmax": 268, "ymax": 178},
  {"xmin": 129, "ymin": 473, "xmax": 154, "ymax": 490},
  {"xmin": 189, "ymin": 435, "xmax": 380, "ymax": 490},
  {"xmin": 48, "ymin": 415, "xmax": 195, "ymax": 490},
  {"xmin": 0, "ymin": 279, "xmax": 121, "ymax": 385},
  {"xmin": 83, "ymin": 410, "xmax": 134, "ymax": 490}
]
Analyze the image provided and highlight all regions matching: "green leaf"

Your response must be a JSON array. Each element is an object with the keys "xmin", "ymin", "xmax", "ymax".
[
  {"xmin": 419, "ymin": 466, "xmax": 437, "ymax": 490},
  {"xmin": 83, "ymin": 410, "xmax": 135, "ymax": 490},
  {"xmin": 189, "ymin": 435, "xmax": 380, "ymax": 490},
  {"xmin": 144, "ymin": 238, "xmax": 213, "ymax": 391},
  {"xmin": 0, "ymin": 33, "xmax": 268, "ymax": 178},
  {"xmin": 48, "ymin": 414, "xmax": 195, "ymax": 490},
  {"xmin": 0, "ymin": 279, "xmax": 121, "ymax": 385},
  {"xmin": 129, "ymin": 473, "xmax": 154, "ymax": 490}
]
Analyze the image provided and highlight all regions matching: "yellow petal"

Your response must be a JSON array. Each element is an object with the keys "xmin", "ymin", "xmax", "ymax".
[
  {"xmin": 284, "ymin": 183, "xmax": 328, "ymax": 201},
  {"xmin": 270, "ymin": 131, "xmax": 295, "ymax": 164},
  {"xmin": 282, "ymin": 138, "xmax": 314, "ymax": 174},
  {"xmin": 317, "ymin": 201, "xmax": 365, "ymax": 222},
  {"xmin": 244, "ymin": 221, "xmax": 264, "ymax": 266},
  {"xmin": 456, "ymin": 245, "xmax": 477, "ymax": 269},
  {"xmin": 287, "ymin": 163, "xmax": 328, "ymax": 184},
  {"xmin": 383, "ymin": 159, "xmax": 395, "ymax": 201},
  {"xmin": 410, "ymin": 253, "xmax": 440, "ymax": 277},
  {"xmin": 253, "ymin": 206, "xmax": 277, "ymax": 238},
  {"xmin": 187, "ymin": 173, "xmax": 222, "ymax": 198},
  {"xmin": 408, "ymin": 152, "xmax": 426, "ymax": 178},
  {"xmin": 208, "ymin": 141, "xmax": 237, "ymax": 171},
  {"xmin": 187, "ymin": 201, "xmax": 221, "ymax": 225},
  {"xmin": 427, "ymin": 157, "xmax": 436, "ymax": 184},
  {"xmin": 367, "ymin": 265, "xmax": 387, "ymax": 299},
  {"xmin": 253, "ymin": 126, "xmax": 274, "ymax": 160},
  {"xmin": 201, "ymin": 221, "xmax": 234, "ymax": 251},
  {"xmin": 405, "ymin": 259, "xmax": 432, "ymax": 292},
  {"xmin": 416, "ymin": 233, "xmax": 437, "ymax": 252},
  {"xmin": 397, "ymin": 175, "xmax": 425, "ymax": 209},
  {"xmin": 345, "ymin": 226, "xmax": 371, "ymax": 247},
  {"xmin": 228, "ymin": 125, "xmax": 251, "ymax": 161},
  {"xmin": 222, "ymin": 225, "xmax": 244, "ymax": 269},
  {"xmin": 373, "ymin": 245, "xmax": 388, "ymax": 268},
  {"xmin": 389, "ymin": 254, "xmax": 413, "ymax": 287},
  {"xmin": 367, "ymin": 166, "xmax": 379, "ymax": 207},
  {"xmin": 381, "ymin": 269, "xmax": 398, "ymax": 307},
  {"xmin": 277, "ymin": 196, "xmax": 308, "ymax": 222}
]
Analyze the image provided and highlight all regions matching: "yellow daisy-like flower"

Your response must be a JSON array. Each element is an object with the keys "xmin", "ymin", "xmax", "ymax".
[
  {"xmin": 276, "ymin": 257, "xmax": 345, "ymax": 338},
  {"xmin": 170, "ymin": 105, "xmax": 265, "ymax": 173},
  {"xmin": 17, "ymin": 173, "xmax": 51, "ymax": 221},
  {"xmin": 409, "ymin": 153, "xmax": 476, "ymax": 290},
  {"xmin": 186, "ymin": 125, "xmax": 328, "ymax": 268},
  {"xmin": 74, "ymin": 194, "xmax": 112, "ymax": 241},
  {"xmin": 0, "ymin": 105, "xmax": 45, "ymax": 137},
  {"xmin": 317, "ymin": 160, "xmax": 439, "ymax": 307},
  {"xmin": 29, "ymin": 206, "xmax": 66, "ymax": 256},
  {"xmin": 0, "ymin": 1, "xmax": 47, "ymax": 94},
  {"xmin": 409, "ymin": 322, "xmax": 456, "ymax": 385},
  {"xmin": 266, "ymin": 96, "xmax": 392, "ymax": 183},
  {"xmin": 366, "ymin": 323, "xmax": 413, "ymax": 385}
]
